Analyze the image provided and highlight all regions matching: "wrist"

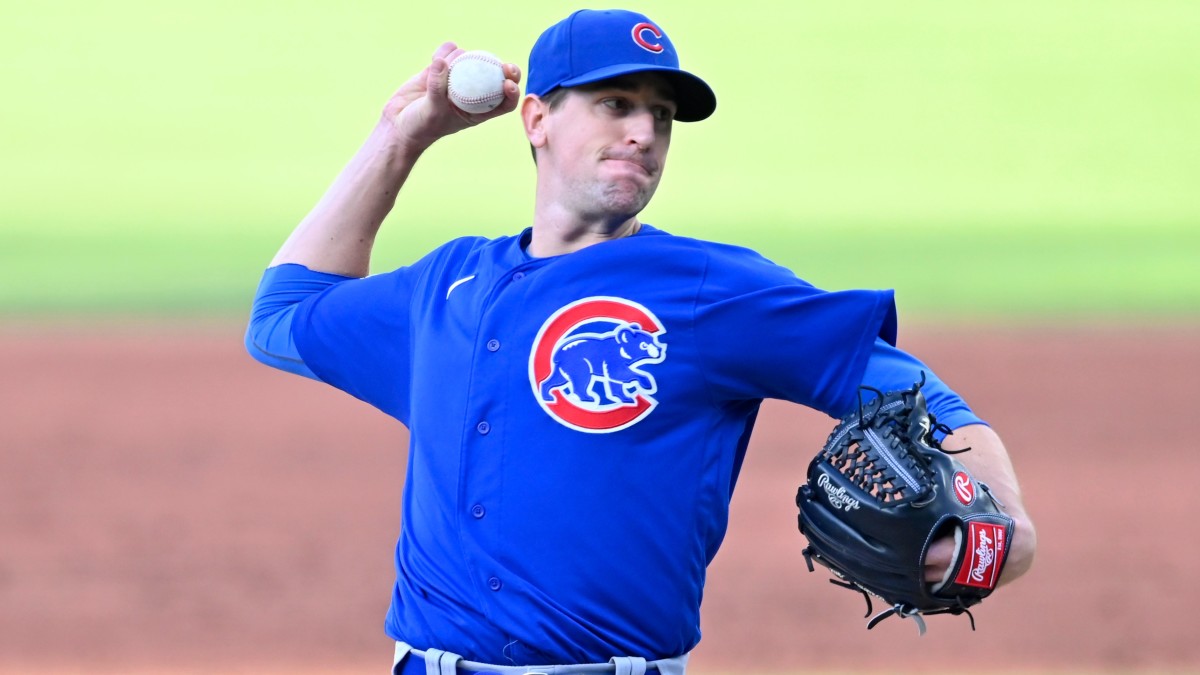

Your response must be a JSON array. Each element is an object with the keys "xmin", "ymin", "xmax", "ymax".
[
  {"xmin": 369, "ymin": 118, "xmax": 431, "ymax": 170},
  {"xmin": 999, "ymin": 513, "xmax": 1037, "ymax": 585}
]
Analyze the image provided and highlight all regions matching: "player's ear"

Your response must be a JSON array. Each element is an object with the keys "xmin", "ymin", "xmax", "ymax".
[{"xmin": 522, "ymin": 94, "xmax": 549, "ymax": 150}]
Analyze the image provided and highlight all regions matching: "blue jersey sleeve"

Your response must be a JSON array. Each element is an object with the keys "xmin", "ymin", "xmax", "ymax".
[
  {"xmin": 288, "ymin": 264, "xmax": 428, "ymax": 423},
  {"xmin": 250, "ymin": 238, "xmax": 488, "ymax": 425},
  {"xmin": 245, "ymin": 264, "xmax": 358, "ymax": 381},
  {"xmin": 693, "ymin": 245, "xmax": 898, "ymax": 417},
  {"xmin": 861, "ymin": 337, "xmax": 987, "ymax": 433}
]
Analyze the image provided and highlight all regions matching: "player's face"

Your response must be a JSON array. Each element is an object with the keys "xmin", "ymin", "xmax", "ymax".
[{"xmin": 540, "ymin": 74, "xmax": 676, "ymax": 220}]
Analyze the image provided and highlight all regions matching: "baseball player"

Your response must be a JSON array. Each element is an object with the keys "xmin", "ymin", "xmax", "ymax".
[{"xmin": 246, "ymin": 9, "xmax": 1036, "ymax": 674}]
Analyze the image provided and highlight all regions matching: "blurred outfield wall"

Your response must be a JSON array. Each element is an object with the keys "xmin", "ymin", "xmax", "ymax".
[{"xmin": 1, "ymin": 0, "xmax": 1197, "ymax": 318}]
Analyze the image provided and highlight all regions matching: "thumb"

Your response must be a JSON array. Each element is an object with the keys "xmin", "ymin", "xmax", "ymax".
[{"xmin": 425, "ymin": 57, "xmax": 451, "ymax": 108}]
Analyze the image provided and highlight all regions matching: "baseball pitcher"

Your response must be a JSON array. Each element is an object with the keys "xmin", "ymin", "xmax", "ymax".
[{"xmin": 246, "ymin": 9, "xmax": 1037, "ymax": 675}]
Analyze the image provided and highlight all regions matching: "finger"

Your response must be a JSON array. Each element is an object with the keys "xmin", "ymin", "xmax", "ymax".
[
  {"xmin": 468, "ymin": 79, "xmax": 522, "ymax": 120},
  {"xmin": 504, "ymin": 63, "xmax": 522, "ymax": 84},
  {"xmin": 506, "ymin": 79, "xmax": 521, "ymax": 98},
  {"xmin": 923, "ymin": 536, "xmax": 955, "ymax": 582},
  {"xmin": 432, "ymin": 41, "xmax": 458, "ymax": 61},
  {"xmin": 445, "ymin": 46, "xmax": 466, "ymax": 67},
  {"xmin": 425, "ymin": 56, "xmax": 452, "ymax": 108}
]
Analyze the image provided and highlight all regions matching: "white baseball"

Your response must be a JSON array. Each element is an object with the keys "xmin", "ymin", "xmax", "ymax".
[{"xmin": 447, "ymin": 50, "xmax": 506, "ymax": 114}]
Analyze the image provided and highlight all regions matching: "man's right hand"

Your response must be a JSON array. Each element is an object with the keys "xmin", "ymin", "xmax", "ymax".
[
  {"xmin": 384, "ymin": 42, "xmax": 522, "ymax": 153},
  {"xmin": 270, "ymin": 43, "xmax": 519, "ymax": 276}
]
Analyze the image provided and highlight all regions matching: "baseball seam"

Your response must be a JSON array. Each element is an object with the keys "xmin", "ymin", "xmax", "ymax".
[
  {"xmin": 449, "ymin": 89, "xmax": 505, "ymax": 106},
  {"xmin": 449, "ymin": 54, "xmax": 504, "ymax": 108}
]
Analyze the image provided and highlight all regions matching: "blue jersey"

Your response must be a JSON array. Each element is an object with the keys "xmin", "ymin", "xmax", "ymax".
[{"xmin": 247, "ymin": 225, "xmax": 980, "ymax": 665}]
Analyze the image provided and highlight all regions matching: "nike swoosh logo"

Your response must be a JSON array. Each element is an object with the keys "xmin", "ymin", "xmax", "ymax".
[{"xmin": 446, "ymin": 275, "xmax": 477, "ymax": 299}]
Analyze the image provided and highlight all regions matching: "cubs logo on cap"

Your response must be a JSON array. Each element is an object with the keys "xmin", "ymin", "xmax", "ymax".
[
  {"xmin": 631, "ymin": 22, "xmax": 664, "ymax": 53},
  {"xmin": 529, "ymin": 297, "xmax": 667, "ymax": 433},
  {"xmin": 526, "ymin": 9, "xmax": 717, "ymax": 122}
]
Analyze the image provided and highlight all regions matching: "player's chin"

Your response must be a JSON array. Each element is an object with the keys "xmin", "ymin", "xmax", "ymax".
[{"xmin": 598, "ymin": 182, "xmax": 657, "ymax": 215}]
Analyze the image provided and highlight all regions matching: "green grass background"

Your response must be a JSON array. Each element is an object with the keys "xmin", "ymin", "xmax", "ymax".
[{"xmin": 2, "ymin": 0, "xmax": 1197, "ymax": 319}]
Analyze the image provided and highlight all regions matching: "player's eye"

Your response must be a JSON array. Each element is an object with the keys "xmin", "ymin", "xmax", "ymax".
[
  {"xmin": 653, "ymin": 105, "xmax": 675, "ymax": 122},
  {"xmin": 602, "ymin": 97, "xmax": 631, "ymax": 112}
]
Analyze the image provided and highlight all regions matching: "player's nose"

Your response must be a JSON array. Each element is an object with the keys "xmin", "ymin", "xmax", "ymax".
[{"xmin": 622, "ymin": 109, "xmax": 658, "ymax": 149}]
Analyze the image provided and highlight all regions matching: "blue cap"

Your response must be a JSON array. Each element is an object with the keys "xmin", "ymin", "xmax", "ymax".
[{"xmin": 527, "ymin": 9, "xmax": 717, "ymax": 122}]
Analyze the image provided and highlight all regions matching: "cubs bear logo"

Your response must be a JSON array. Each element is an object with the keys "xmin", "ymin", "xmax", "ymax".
[{"xmin": 529, "ymin": 297, "xmax": 667, "ymax": 433}]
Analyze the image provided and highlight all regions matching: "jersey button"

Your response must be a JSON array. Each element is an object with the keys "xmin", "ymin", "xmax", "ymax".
[
  {"xmin": 486, "ymin": 339, "xmax": 500, "ymax": 352},
  {"xmin": 488, "ymin": 576, "xmax": 502, "ymax": 591},
  {"xmin": 471, "ymin": 504, "xmax": 486, "ymax": 519},
  {"xmin": 477, "ymin": 421, "xmax": 491, "ymax": 435},
  {"xmin": 512, "ymin": 271, "xmax": 525, "ymax": 281}
]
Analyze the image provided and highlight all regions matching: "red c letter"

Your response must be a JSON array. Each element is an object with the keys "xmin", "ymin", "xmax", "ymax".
[{"xmin": 631, "ymin": 22, "xmax": 664, "ymax": 53}]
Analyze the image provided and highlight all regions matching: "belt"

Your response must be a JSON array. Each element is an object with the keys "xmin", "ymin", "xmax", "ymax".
[{"xmin": 393, "ymin": 642, "xmax": 689, "ymax": 675}]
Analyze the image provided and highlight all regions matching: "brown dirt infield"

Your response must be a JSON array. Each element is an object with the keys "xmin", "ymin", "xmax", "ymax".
[{"xmin": 1, "ymin": 322, "xmax": 1197, "ymax": 674}]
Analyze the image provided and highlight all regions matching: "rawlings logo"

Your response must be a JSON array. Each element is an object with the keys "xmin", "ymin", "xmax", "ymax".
[
  {"xmin": 953, "ymin": 471, "xmax": 976, "ymax": 505},
  {"xmin": 970, "ymin": 529, "xmax": 996, "ymax": 583},
  {"xmin": 529, "ymin": 297, "xmax": 666, "ymax": 433},
  {"xmin": 954, "ymin": 521, "xmax": 1006, "ymax": 589},
  {"xmin": 817, "ymin": 473, "xmax": 861, "ymax": 512},
  {"xmin": 631, "ymin": 22, "xmax": 665, "ymax": 53}
]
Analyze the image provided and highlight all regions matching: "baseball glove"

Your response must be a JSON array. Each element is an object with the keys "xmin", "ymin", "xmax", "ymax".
[{"xmin": 795, "ymin": 377, "xmax": 1013, "ymax": 634}]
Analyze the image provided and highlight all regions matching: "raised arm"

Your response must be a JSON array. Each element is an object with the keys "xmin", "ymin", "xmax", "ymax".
[{"xmin": 270, "ymin": 42, "xmax": 521, "ymax": 277}]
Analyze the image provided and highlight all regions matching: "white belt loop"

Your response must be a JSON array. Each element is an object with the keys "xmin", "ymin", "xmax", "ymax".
[
  {"xmin": 651, "ymin": 652, "xmax": 689, "ymax": 675},
  {"xmin": 423, "ymin": 647, "xmax": 462, "ymax": 675},
  {"xmin": 610, "ymin": 656, "xmax": 647, "ymax": 675},
  {"xmin": 439, "ymin": 650, "xmax": 462, "ymax": 675},
  {"xmin": 393, "ymin": 642, "xmax": 414, "ymax": 675},
  {"xmin": 423, "ymin": 648, "xmax": 444, "ymax": 675}
]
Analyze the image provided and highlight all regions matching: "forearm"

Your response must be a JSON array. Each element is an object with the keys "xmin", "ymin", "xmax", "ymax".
[
  {"xmin": 860, "ymin": 337, "xmax": 984, "ymax": 433},
  {"xmin": 268, "ymin": 42, "xmax": 520, "ymax": 277},
  {"xmin": 269, "ymin": 122, "xmax": 427, "ymax": 277},
  {"xmin": 941, "ymin": 424, "xmax": 1037, "ymax": 585}
]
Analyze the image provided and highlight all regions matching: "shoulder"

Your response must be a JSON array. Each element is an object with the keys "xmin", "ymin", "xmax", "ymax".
[
  {"xmin": 608, "ymin": 226, "xmax": 800, "ymax": 278},
  {"xmin": 654, "ymin": 230, "xmax": 814, "ymax": 294},
  {"xmin": 411, "ymin": 235, "xmax": 496, "ymax": 269},
  {"xmin": 375, "ymin": 233, "xmax": 519, "ymax": 281}
]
